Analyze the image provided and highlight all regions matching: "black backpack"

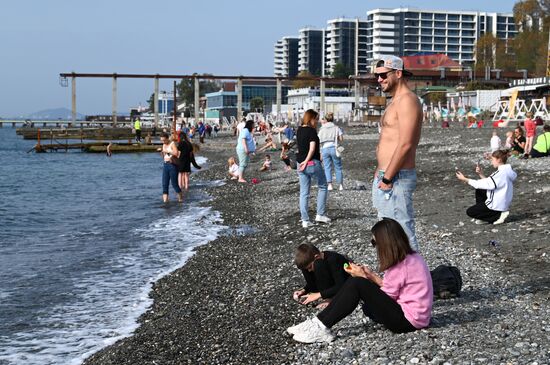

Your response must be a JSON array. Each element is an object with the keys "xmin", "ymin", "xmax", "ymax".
[{"xmin": 430, "ymin": 265, "xmax": 462, "ymax": 299}]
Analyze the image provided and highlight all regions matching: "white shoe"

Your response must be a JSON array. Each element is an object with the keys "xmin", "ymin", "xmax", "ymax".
[
  {"xmin": 292, "ymin": 317, "xmax": 334, "ymax": 343},
  {"xmin": 493, "ymin": 211, "xmax": 509, "ymax": 225},
  {"xmin": 287, "ymin": 318, "xmax": 315, "ymax": 336},
  {"xmin": 327, "ymin": 183, "xmax": 333, "ymax": 191},
  {"xmin": 475, "ymin": 219, "xmax": 486, "ymax": 225},
  {"xmin": 315, "ymin": 215, "xmax": 331, "ymax": 223},
  {"xmin": 339, "ymin": 184, "xmax": 344, "ymax": 191},
  {"xmin": 302, "ymin": 220, "xmax": 313, "ymax": 228}
]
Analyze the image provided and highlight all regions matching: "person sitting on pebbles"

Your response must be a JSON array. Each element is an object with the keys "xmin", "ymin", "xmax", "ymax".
[
  {"xmin": 288, "ymin": 218, "xmax": 432, "ymax": 343},
  {"xmin": 292, "ymin": 243, "xmax": 350, "ymax": 310},
  {"xmin": 455, "ymin": 150, "xmax": 517, "ymax": 225}
]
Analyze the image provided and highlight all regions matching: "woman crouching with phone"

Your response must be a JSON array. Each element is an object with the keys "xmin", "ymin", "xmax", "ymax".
[{"xmin": 287, "ymin": 218, "xmax": 433, "ymax": 343}]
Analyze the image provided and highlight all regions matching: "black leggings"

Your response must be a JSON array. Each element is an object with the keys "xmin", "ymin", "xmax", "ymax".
[
  {"xmin": 466, "ymin": 189, "xmax": 501, "ymax": 223},
  {"xmin": 317, "ymin": 277, "xmax": 416, "ymax": 333}
]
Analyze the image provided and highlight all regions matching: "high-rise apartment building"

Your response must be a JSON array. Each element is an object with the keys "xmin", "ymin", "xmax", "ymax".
[
  {"xmin": 365, "ymin": 8, "xmax": 517, "ymax": 67},
  {"xmin": 273, "ymin": 37, "xmax": 299, "ymax": 78},
  {"xmin": 324, "ymin": 19, "xmax": 371, "ymax": 76},
  {"xmin": 298, "ymin": 28, "xmax": 324, "ymax": 76}
]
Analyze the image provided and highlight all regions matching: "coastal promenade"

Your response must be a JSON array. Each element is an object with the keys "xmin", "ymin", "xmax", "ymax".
[{"xmin": 84, "ymin": 126, "xmax": 550, "ymax": 364}]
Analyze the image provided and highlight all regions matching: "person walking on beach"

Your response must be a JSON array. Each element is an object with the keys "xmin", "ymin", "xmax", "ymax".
[
  {"xmin": 455, "ymin": 150, "xmax": 516, "ymax": 225},
  {"xmin": 372, "ymin": 55, "xmax": 422, "ymax": 251},
  {"xmin": 235, "ymin": 120, "xmax": 256, "ymax": 183},
  {"xmin": 318, "ymin": 112, "xmax": 344, "ymax": 191},
  {"xmin": 158, "ymin": 132, "xmax": 183, "ymax": 203},
  {"xmin": 296, "ymin": 109, "xmax": 330, "ymax": 228},
  {"xmin": 177, "ymin": 132, "xmax": 194, "ymax": 190},
  {"xmin": 523, "ymin": 112, "xmax": 536, "ymax": 158},
  {"xmin": 287, "ymin": 218, "xmax": 433, "ymax": 343},
  {"xmin": 134, "ymin": 117, "xmax": 142, "ymax": 143}
]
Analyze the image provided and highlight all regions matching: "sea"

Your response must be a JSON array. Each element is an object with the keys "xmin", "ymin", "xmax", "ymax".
[{"xmin": 0, "ymin": 128, "xmax": 226, "ymax": 365}]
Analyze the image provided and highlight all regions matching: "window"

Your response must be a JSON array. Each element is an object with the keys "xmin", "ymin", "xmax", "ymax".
[
  {"xmin": 448, "ymin": 22, "xmax": 459, "ymax": 28},
  {"xmin": 448, "ymin": 30, "xmax": 459, "ymax": 36},
  {"xmin": 434, "ymin": 36, "xmax": 445, "ymax": 43},
  {"xmin": 435, "ymin": 44, "xmax": 445, "ymax": 51},
  {"xmin": 462, "ymin": 15, "xmax": 474, "ymax": 21},
  {"xmin": 448, "ymin": 14, "xmax": 459, "ymax": 20},
  {"xmin": 421, "ymin": 36, "xmax": 432, "ymax": 43},
  {"xmin": 421, "ymin": 13, "xmax": 433, "ymax": 20},
  {"xmin": 421, "ymin": 43, "xmax": 432, "ymax": 50},
  {"xmin": 405, "ymin": 35, "xmax": 418, "ymax": 42},
  {"xmin": 421, "ymin": 29, "xmax": 432, "ymax": 35},
  {"xmin": 421, "ymin": 21, "xmax": 432, "ymax": 28},
  {"xmin": 434, "ymin": 21, "xmax": 446, "ymax": 28},
  {"xmin": 434, "ymin": 13, "xmax": 446, "ymax": 20},
  {"xmin": 405, "ymin": 12, "xmax": 419, "ymax": 19},
  {"xmin": 434, "ymin": 29, "xmax": 446, "ymax": 36},
  {"xmin": 448, "ymin": 37, "xmax": 459, "ymax": 44},
  {"xmin": 462, "ymin": 30, "xmax": 475, "ymax": 37}
]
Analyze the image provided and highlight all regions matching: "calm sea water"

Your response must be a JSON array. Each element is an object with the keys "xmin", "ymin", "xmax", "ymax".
[{"xmin": 0, "ymin": 128, "xmax": 226, "ymax": 365}]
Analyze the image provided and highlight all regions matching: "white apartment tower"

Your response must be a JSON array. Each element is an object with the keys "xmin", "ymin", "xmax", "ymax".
[
  {"xmin": 365, "ymin": 8, "xmax": 517, "ymax": 67},
  {"xmin": 273, "ymin": 36, "xmax": 299, "ymax": 78}
]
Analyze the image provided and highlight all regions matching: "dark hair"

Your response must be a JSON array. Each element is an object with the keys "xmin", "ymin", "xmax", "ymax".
[
  {"xmin": 544, "ymin": 124, "xmax": 550, "ymax": 132},
  {"xmin": 294, "ymin": 243, "xmax": 320, "ymax": 270},
  {"xmin": 245, "ymin": 120, "xmax": 255, "ymax": 132},
  {"xmin": 160, "ymin": 132, "xmax": 170, "ymax": 139},
  {"xmin": 492, "ymin": 149, "xmax": 508, "ymax": 163},
  {"xmin": 371, "ymin": 218, "xmax": 413, "ymax": 271},
  {"xmin": 325, "ymin": 112, "xmax": 334, "ymax": 123},
  {"xmin": 514, "ymin": 126, "xmax": 524, "ymax": 136},
  {"xmin": 302, "ymin": 109, "xmax": 319, "ymax": 127}
]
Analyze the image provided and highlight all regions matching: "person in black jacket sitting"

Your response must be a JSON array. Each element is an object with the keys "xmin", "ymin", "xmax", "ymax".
[{"xmin": 292, "ymin": 243, "xmax": 350, "ymax": 309}]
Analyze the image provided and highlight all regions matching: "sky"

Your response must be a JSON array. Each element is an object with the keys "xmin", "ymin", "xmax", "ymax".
[{"xmin": 0, "ymin": 0, "xmax": 518, "ymax": 117}]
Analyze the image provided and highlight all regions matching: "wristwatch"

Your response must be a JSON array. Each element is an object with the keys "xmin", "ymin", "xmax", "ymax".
[{"xmin": 382, "ymin": 177, "xmax": 393, "ymax": 185}]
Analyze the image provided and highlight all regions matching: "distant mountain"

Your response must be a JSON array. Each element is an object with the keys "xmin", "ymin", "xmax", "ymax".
[{"xmin": 25, "ymin": 108, "xmax": 85, "ymax": 120}]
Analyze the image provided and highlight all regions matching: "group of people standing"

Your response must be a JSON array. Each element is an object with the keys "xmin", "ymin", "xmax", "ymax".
[
  {"xmin": 158, "ymin": 131, "xmax": 200, "ymax": 203},
  {"xmin": 288, "ymin": 55, "xmax": 431, "ymax": 343}
]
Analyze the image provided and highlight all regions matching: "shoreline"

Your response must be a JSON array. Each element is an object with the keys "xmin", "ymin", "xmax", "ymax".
[{"xmin": 84, "ymin": 127, "xmax": 550, "ymax": 365}]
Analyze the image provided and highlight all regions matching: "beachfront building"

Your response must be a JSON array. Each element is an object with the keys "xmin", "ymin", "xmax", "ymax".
[
  {"xmin": 287, "ymin": 87, "xmax": 359, "ymax": 117},
  {"xmin": 365, "ymin": 8, "xmax": 517, "ymax": 67},
  {"xmin": 205, "ymin": 81, "xmax": 292, "ymax": 118},
  {"xmin": 298, "ymin": 28, "xmax": 325, "ymax": 77},
  {"xmin": 324, "ymin": 18, "xmax": 370, "ymax": 76},
  {"xmin": 274, "ymin": 37, "xmax": 299, "ymax": 78}
]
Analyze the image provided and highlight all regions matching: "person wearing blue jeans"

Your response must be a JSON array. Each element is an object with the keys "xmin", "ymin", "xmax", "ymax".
[
  {"xmin": 371, "ymin": 55, "xmax": 422, "ymax": 251},
  {"xmin": 318, "ymin": 113, "xmax": 344, "ymax": 191},
  {"xmin": 372, "ymin": 169, "xmax": 417, "ymax": 251},
  {"xmin": 159, "ymin": 132, "xmax": 183, "ymax": 203},
  {"xmin": 296, "ymin": 109, "xmax": 330, "ymax": 228}
]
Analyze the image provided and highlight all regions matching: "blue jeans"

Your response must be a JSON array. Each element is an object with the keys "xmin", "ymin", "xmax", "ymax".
[
  {"xmin": 372, "ymin": 169, "xmax": 418, "ymax": 251},
  {"xmin": 298, "ymin": 160, "xmax": 328, "ymax": 222},
  {"xmin": 236, "ymin": 149, "xmax": 250, "ymax": 174},
  {"xmin": 162, "ymin": 162, "xmax": 182, "ymax": 195},
  {"xmin": 321, "ymin": 146, "xmax": 343, "ymax": 184}
]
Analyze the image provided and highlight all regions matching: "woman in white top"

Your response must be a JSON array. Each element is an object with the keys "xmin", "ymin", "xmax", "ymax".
[
  {"xmin": 159, "ymin": 132, "xmax": 183, "ymax": 203},
  {"xmin": 317, "ymin": 113, "xmax": 344, "ymax": 191},
  {"xmin": 456, "ymin": 150, "xmax": 516, "ymax": 225}
]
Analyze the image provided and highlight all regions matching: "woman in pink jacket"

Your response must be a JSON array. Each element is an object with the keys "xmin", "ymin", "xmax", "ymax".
[{"xmin": 287, "ymin": 218, "xmax": 433, "ymax": 343}]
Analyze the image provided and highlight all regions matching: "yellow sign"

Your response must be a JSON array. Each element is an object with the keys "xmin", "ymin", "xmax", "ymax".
[{"xmin": 508, "ymin": 89, "xmax": 518, "ymax": 119}]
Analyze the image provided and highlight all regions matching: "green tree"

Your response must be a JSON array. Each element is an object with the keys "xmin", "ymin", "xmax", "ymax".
[
  {"xmin": 292, "ymin": 70, "xmax": 318, "ymax": 89},
  {"xmin": 249, "ymin": 97, "xmax": 264, "ymax": 112},
  {"xmin": 512, "ymin": 0, "xmax": 549, "ymax": 75},
  {"xmin": 330, "ymin": 62, "xmax": 354, "ymax": 79},
  {"xmin": 176, "ymin": 74, "xmax": 220, "ymax": 110},
  {"xmin": 475, "ymin": 33, "xmax": 515, "ymax": 72}
]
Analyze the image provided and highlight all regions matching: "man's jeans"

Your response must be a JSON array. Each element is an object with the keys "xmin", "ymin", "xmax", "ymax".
[
  {"xmin": 298, "ymin": 160, "xmax": 328, "ymax": 222},
  {"xmin": 372, "ymin": 169, "xmax": 418, "ymax": 251},
  {"xmin": 321, "ymin": 146, "xmax": 343, "ymax": 184}
]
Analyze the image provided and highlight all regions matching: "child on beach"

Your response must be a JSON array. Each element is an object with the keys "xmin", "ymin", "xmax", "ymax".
[
  {"xmin": 280, "ymin": 141, "xmax": 292, "ymax": 171},
  {"xmin": 259, "ymin": 155, "xmax": 272, "ymax": 171},
  {"xmin": 523, "ymin": 112, "xmax": 536, "ymax": 158},
  {"xmin": 504, "ymin": 130, "xmax": 514, "ymax": 150},
  {"xmin": 228, "ymin": 157, "xmax": 239, "ymax": 179},
  {"xmin": 292, "ymin": 243, "xmax": 350, "ymax": 309}
]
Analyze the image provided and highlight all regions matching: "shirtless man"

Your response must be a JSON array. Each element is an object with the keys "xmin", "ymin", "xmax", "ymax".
[{"xmin": 372, "ymin": 56, "xmax": 422, "ymax": 251}]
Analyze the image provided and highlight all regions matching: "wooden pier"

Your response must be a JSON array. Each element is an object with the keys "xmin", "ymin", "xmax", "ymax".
[{"xmin": 31, "ymin": 140, "xmax": 162, "ymax": 153}]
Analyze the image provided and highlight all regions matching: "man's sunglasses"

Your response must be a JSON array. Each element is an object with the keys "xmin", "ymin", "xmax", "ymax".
[{"xmin": 374, "ymin": 70, "xmax": 395, "ymax": 80}]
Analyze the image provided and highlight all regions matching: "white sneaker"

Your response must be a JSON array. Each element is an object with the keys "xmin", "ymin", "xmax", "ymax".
[
  {"xmin": 302, "ymin": 220, "xmax": 313, "ymax": 228},
  {"xmin": 327, "ymin": 183, "xmax": 333, "ymax": 191},
  {"xmin": 292, "ymin": 317, "xmax": 334, "ymax": 343},
  {"xmin": 287, "ymin": 318, "xmax": 315, "ymax": 336},
  {"xmin": 315, "ymin": 215, "xmax": 331, "ymax": 223},
  {"xmin": 475, "ymin": 219, "xmax": 486, "ymax": 225},
  {"xmin": 339, "ymin": 184, "xmax": 344, "ymax": 191},
  {"xmin": 493, "ymin": 211, "xmax": 509, "ymax": 225}
]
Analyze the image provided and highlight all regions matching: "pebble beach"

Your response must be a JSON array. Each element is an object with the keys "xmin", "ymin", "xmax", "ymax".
[{"xmin": 83, "ymin": 126, "xmax": 550, "ymax": 365}]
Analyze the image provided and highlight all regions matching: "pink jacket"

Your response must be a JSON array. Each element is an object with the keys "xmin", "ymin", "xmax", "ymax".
[{"xmin": 381, "ymin": 253, "xmax": 433, "ymax": 329}]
